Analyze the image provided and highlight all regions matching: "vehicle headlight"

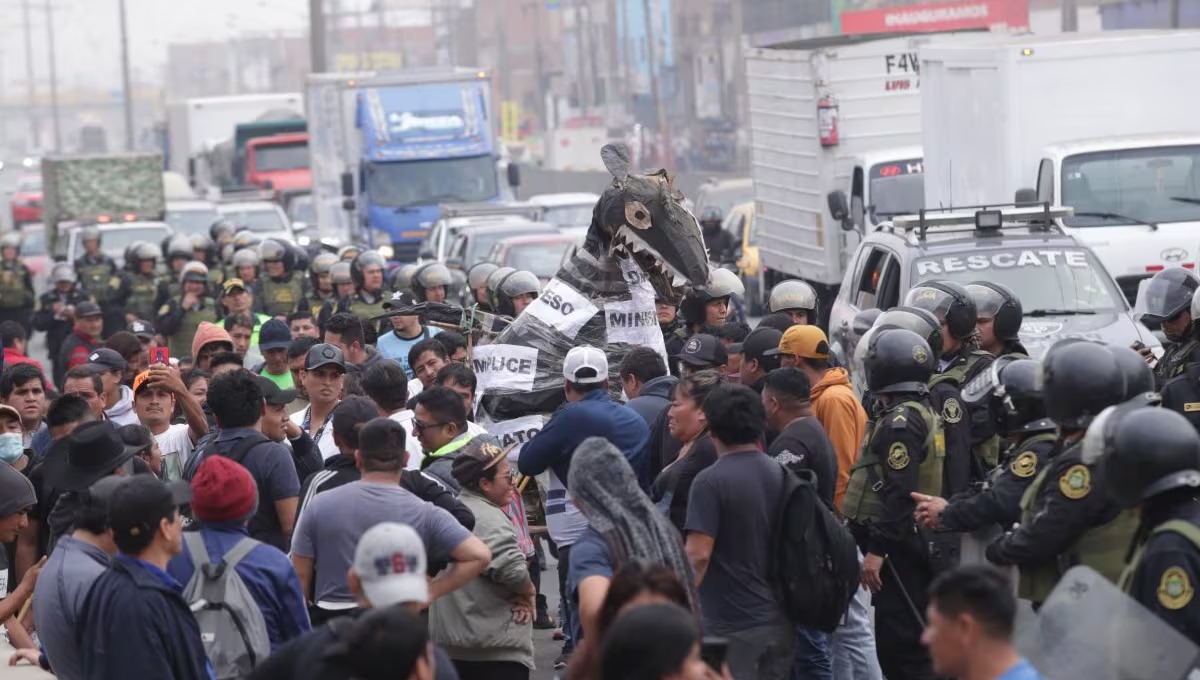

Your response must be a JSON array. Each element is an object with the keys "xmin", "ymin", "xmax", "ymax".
[
  {"xmin": 298, "ymin": 235, "xmax": 311, "ymax": 246},
  {"xmin": 378, "ymin": 244, "xmax": 395, "ymax": 260}
]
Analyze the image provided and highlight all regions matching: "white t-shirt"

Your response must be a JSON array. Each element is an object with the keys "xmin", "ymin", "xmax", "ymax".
[
  {"xmin": 290, "ymin": 402, "xmax": 341, "ymax": 460},
  {"xmin": 154, "ymin": 423, "xmax": 195, "ymax": 481},
  {"xmin": 408, "ymin": 378, "xmax": 424, "ymax": 402},
  {"xmin": 388, "ymin": 409, "xmax": 428, "ymax": 471}
]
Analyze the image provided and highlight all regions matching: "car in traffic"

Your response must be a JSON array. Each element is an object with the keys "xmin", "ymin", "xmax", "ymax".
[
  {"xmin": 54, "ymin": 221, "xmax": 174, "ymax": 269},
  {"xmin": 445, "ymin": 221, "xmax": 560, "ymax": 271},
  {"xmin": 692, "ymin": 177, "xmax": 753, "ymax": 222},
  {"xmin": 216, "ymin": 200, "xmax": 297, "ymax": 243},
  {"xmin": 485, "ymin": 233, "xmax": 583, "ymax": 283},
  {"xmin": 826, "ymin": 204, "xmax": 1160, "ymax": 371},
  {"xmin": 10, "ymin": 174, "xmax": 43, "ymax": 226},
  {"xmin": 526, "ymin": 193, "xmax": 599, "ymax": 229},
  {"xmin": 164, "ymin": 200, "xmax": 221, "ymax": 237},
  {"xmin": 421, "ymin": 204, "xmax": 545, "ymax": 264}
]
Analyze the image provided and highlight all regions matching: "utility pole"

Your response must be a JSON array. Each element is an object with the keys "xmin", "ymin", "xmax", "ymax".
[
  {"xmin": 1061, "ymin": 0, "xmax": 1078, "ymax": 32},
  {"xmin": 22, "ymin": 0, "xmax": 37, "ymax": 150},
  {"xmin": 118, "ymin": 0, "xmax": 135, "ymax": 151},
  {"xmin": 1170, "ymin": 0, "xmax": 1182, "ymax": 28},
  {"xmin": 642, "ymin": 0, "xmax": 672, "ymax": 171},
  {"xmin": 309, "ymin": 0, "xmax": 328, "ymax": 72},
  {"xmin": 573, "ymin": 0, "xmax": 590, "ymax": 116},
  {"xmin": 45, "ymin": 0, "xmax": 61, "ymax": 153}
]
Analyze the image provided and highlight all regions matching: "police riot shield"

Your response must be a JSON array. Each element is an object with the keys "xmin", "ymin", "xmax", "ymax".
[{"xmin": 1015, "ymin": 566, "xmax": 1200, "ymax": 680}]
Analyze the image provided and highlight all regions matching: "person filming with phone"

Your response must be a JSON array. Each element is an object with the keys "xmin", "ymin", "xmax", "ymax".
[{"xmin": 133, "ymin": 360, "xmax": 209, "ymax": 480}]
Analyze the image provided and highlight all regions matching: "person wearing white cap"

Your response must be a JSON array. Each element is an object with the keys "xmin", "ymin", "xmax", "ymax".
[{"xmin": 517, "ymin": 345, "xmax": 652, "ymax": 669}]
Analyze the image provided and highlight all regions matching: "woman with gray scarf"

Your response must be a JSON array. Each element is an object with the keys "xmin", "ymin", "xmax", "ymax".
[{"xmin": 566, "ymin": 436, "xmax": 698, "ymax": 661}]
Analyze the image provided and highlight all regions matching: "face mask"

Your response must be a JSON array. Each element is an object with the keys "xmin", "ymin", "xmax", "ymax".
[{"xmin": 0, "ymin": 433, "xmax": 24, "ymax": 464}]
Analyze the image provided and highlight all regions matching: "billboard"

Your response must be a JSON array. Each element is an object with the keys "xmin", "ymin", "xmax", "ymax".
[{"xmin": 840, "ymin": 0, "xmax": 1029, "ymax": 35}]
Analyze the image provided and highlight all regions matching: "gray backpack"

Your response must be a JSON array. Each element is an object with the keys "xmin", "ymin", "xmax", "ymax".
[{"xmin": 182, "ymin": 533, "xmax": 272, "ymax": 679}]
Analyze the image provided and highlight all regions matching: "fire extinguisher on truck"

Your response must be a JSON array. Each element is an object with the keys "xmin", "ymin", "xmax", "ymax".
[{"xmin": 818, "ymin": 95, "xmax": 839, "ymax": 147}]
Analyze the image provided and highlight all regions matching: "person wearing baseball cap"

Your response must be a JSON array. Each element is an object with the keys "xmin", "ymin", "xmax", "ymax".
[
  {"xmin": 674, "ymin": 333, "xmax": 728, "ymax": 378},
  {"xmin": 254, "ymin": 318, "xmax": 295, "ymax": 390},
  {"xmin": 57, "ymin": 300, "xmax": 105, "ymax": 388},
  {"xmin": 254, "ymin": 374, "xmax": 322, "ymax": 486},
  {"xmin": 83, "ymin": 347, "xmax": 137, "ymax": 426},
  {"xmin": 132, "ymin": 362, "xmax": 210, "ymax": 482},
  {"xmin": 739, "ymin": 327, "xmax": 784, "ymax": 393},
  {"xmin": 78, "ymin": 474, "xmax": 210, "ymax": 680},
  {"xmin": 167, "ymin": 456, "xmax": 311, "ymax": 649},
  {"xmin": 128, "ymin": 319, "xmax": 156, "ymax": 345},
  {"xmin": 289, "ymin": 343, "xmax": 346, "ymax": 461}
]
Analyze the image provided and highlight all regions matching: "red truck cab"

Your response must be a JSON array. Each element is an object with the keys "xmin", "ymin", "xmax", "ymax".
[{"xmin": 244, "ymin": 132, "xmax": 311, "ymax": 196}]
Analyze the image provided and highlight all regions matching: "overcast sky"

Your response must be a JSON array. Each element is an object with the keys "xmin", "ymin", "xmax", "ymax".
[{"xmin": 0, "ymin": 0, "xmax": 325, "ymax": 94}]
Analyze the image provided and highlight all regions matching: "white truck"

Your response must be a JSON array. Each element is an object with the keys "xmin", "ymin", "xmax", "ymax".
[
  {"xmin": 166, "ymin": 93, "xmax": 304, "ymax": 186},
  {"xmin": 920, "ymin": 31, "xmax": 1200, "ymax": 302},
  {"xmin": 745, "ymin": 33, "xmax": 990, "ymax": 323}
]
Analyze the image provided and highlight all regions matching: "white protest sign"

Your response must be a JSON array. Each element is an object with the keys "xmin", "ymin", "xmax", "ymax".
[
  {"xmin": 604, "ymin": 296, "xmax": 668, "ymax": 362},
  {"xmin": 524, "ymin": 278, "xmax": 599, "ymax": 340},
  {"xmin": 486, "ymin": 414, "xmax": 547, "ymax": 462},
  {"xmin": 472, "ymin": 344, "xmax": 539, "ymax": 393},
  {"xmin": 620, "ymin": 257, "xmax": 657, "ymax": 305}
]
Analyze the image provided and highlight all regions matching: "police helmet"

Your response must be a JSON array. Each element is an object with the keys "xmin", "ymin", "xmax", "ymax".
[
  {"xmin": 80, "ymin": 226, "xmax": 101, "ymax": 243},
  {"xmin": 851, "ymin": 309, "xmax": 883, "ymax": 341},
  {"xmin": 962, "ymin": 356, "xmax": 1050, "ymax": 436},
  {"xmin": 210, "ymin": 219, "xmax": 237, "ymax": 245},
  {"xmin": 311, "ymin": 252, "xmax": 338, "ymax": 276},
  {"xmin": 337, "ymin": 245, "xmax": 361, "ymax": 262},
  {"xmin": 132, "ymin": 242, "xmax": 161, "ymax": 264},
  {"xmin": 1108, "ymin": 344, "xmax": 1155, "ymax": 401},
  {"xmin": 0, "ymin": 233, "xmax": 21, "ymax": 251},
  {"xmin": 189, "ymin": 233, "xmax": 214, "ymax": 254},
  {"xmin": 863, "ymin": 327, "xmax": 936, "ymax": 396},
  {"xmin": 467, "ymin": 262, "xmax": 500, "ymax": 290},
  {"xmin": 258, "ymin": 239, "xmax": 296, "ymax": 270},
  {"xmin": 1140, "ymin": 267, "xmax": 1200, "ymax": 324},
  {"xmin": 330, "ymin": 261, "xmax": 354, "ymax": 286},
  {"xmin": 496, "ymin": 270, "xmax": 542, "ymax": 317},
  {"xmin": 768, "ymin": 280, "xmax": 818, "ymax": 314},
  {"xmin": 165, "ymin": 233, "xmax": 193, "ymax": 259},
  {"xmin": 232, "ymin": 230, "xmax": 261, "ymax": 250},
  {"xmin": 874, "ymin": 306, "xmax": 945, "ymax": 357},
  {"xmin": 220, "ymin": 243, "xmax": 235, "ymax": 264},
  {"xmin": 699, "ymin": 207, "xmax": 722, "ymax": 229},
  {"xmin": 50, "ymin": 262, "xmax": 76, "ymax": 285},
  {"xmin": 1040, "ymin": 340, "xmax": 1126, "ymax": 431},
  {"xmin": 389, "ymin": 263, "xmax": 419, "ymax": 293},
  {"xmin": 350, "ymin": 251, "xmax": 385, "ymax": 289},
  {"xmin": 485, "ymin": 266, "xmax": 517, "ymax": 309},
  {"xmin": 680, "ymin": 267, "xmax": 745, "ymax": 326},
  {"xmin": 1083, "ymin": 404, "xmax": 1200, "ymax": 508},
  {"xmin": 180, "ymin": 260, "xmax": 209, "ymax": 285},
  {"xmin": 966, "ymin": 281, "xmax": 1023, "ymax": 341},
  {"xmin": 412, "ymin": 262, "xmax": 453, "ymax": 301},
  {"xmin": 231, "ymin": 248, "xmax": 260, "ymax": 269},
  {"xmin": 904, "ymin": 280, "xmax": 977, "ymax": 342}
]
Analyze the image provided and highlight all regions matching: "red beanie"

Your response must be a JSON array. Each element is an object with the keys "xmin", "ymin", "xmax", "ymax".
[{"xmin": 191, "ymin": 456, "xmax": 257, "ymax": 523}]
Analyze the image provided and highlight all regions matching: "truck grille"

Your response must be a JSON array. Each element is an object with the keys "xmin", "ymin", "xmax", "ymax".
[{"xmin": 392, "ymin": 241, "xmax": 422, "ymax": 264}]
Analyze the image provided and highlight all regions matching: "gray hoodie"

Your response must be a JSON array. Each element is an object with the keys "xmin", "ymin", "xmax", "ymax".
[{"xmin": 106, "ymin": 385, "xmax": 138, "ymax": 427}]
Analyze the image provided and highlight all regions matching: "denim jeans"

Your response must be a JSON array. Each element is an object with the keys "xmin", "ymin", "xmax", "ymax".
[
  {"xmin": 725, "ymin": 622, "xmax": 795, "ymax": 680},
  {"xmin": 791, "ymin": 626, "xmax": 833, "ymax": 680},
  {"xmin": 830, "ymin": 549, "xmax": 883, "ymax": 680}
]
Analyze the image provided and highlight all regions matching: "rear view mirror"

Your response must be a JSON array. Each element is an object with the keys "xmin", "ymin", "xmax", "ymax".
[
  {"xmin": 506, "ymin": 163, "xmax": 521, "ymax": 188},
  {"xmin": 827, "ymin": 190, "xmax": 849, "ymax": 223},
  {"xmin": 419, "ymin": 249, "xmax": 434, "ymax": 260},
  {"xmin": 1015, "ymin": 187, "xmax": 1037, "ymax": 205},
  {"xmin": 340, "ymin": 171, "xmax": 354, "ymax": 198}
]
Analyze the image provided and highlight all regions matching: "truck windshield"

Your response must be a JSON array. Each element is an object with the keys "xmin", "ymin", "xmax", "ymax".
[
  {"xmin": 912, "ymin": 247, "xmax": 1122, "ymax": 313},
  {"xmin": 869, "ymin": 159, "xmax": 924, "ymax": 222},
  {"xmin": 1062, "ymin": 145, "xmax": 1200, "ymax": 226},
  {"xmin": 505, "ymin": 241, "xmax": 573, "ymax": 279},
  {"xmin": 165, "ymin": 208, "xmax": 221, "ymax": 235},
  {"xmin": 365, "ymin": 156, "xmax": 498, "ymax": 208},
  {"xmin": 254, "ymin": 142, "xmax": 309, "ymax": 172},
  {"xmin": 219, "ymin": 208, "xmax": 286, "ymax": 233}
]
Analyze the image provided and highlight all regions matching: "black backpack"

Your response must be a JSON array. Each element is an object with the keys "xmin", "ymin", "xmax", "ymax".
[{"xmin": 770, "ymin": 463, "xmax": 861, "ymax": 633}]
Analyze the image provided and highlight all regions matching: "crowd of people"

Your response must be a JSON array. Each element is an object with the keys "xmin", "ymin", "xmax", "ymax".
[{"xmin": 5, "ymin": 210, "xmax": 1200, "ymax": 680}]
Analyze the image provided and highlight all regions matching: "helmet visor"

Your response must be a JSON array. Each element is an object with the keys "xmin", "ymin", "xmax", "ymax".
[
  {"xmin": 904, "ymin": 286, "xmax": 956, "ymax": 322},
  {"xmin": 966, "ymin": 283, "xmax": 1007, "ymax": 318},
  {"xmin": 1140, "ymin": 274, "xmax": 1194, "ymax": 322},
  {"xmin": 1080, "ymin": 404, "xmax": 1120, "ymax": 465}
]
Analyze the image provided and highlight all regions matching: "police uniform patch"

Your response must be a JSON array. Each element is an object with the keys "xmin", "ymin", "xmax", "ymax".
[
  {"xmin": 158, "ymin": 304, "xmax": 170, "ymax": 316},
  {"xmin": 1158, "ymin": 566, "xmax": 1194, "ymax": 610},
  {"xmin": 942, "ymin": 398, "xmax": 963, "ymax": 424},
  {"xmin": 1058, "ymin": 464, "xmax": 1091, "ymax": 500},
  {"xmin": 1010, "ymin": 451, "xmax": 1038, "ymax": 478},
  {"xmin": 1185, "ymin": 402, "xmax": 1200, "ymax": 413},
  {"xmin": 912, "ymin": 345, "xmax": 928, "ymax": 364},
  {"xmin": 887, "ymin": 442, "xmax": 910, "ymax": 470},
  {"xmin": 109, "ymin": 276, "xmax": 121, "ymax": 289}
]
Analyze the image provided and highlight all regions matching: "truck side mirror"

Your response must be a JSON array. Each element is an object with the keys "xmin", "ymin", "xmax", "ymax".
[
  {"xmin": 1015, "ymin": 188, "xmax": 1037, "ymax": 205},
  {"xmin": 342, "ymin": 198, "xmax": 356, "ymax": 212},
  {"xmin": 340, "ymin": 171, "xmax": 354, "ymax": 199},
  {"xmin": 827, "ymin": 190, "xmax": 849, "ymax": 223},
  {"xmin": 506, "ymin": 163, "xmax": 521, "ymax": 189}
]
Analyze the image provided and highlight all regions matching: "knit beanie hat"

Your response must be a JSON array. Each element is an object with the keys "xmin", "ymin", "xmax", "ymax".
[
  {"xmin": 191, "ymin": 322, "xmax": 234, "ymax": 361},
  {"xmin": 191, "ymin": 455, "xmax": 257, "ymax": 523}
]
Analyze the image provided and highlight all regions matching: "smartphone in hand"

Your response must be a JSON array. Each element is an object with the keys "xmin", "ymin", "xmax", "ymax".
[{"xmin": 151, "ymin": 347, "xmax": 169, "ymax": 365}]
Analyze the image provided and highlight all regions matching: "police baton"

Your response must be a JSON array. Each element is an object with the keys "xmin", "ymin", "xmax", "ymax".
[{"xmin": 884, "ymin": 556, "xmax": 926, "ymax": 628}]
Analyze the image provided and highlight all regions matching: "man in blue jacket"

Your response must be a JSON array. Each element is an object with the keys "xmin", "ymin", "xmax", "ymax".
[
  {"xmin": 518, "ymin": 345, "xmax": 650, "ymax": 668},
  {"xmin": 78, "ymin": 474, "xmax": 210, "ymax": 680}
]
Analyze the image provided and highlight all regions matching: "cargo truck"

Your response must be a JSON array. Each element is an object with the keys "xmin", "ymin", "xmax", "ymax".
[
  {"xmin": 41, "ymin": 153, "xmax": 166, "ymax": 253},
  {"xmin": 199, "ymin": 114, "xmax": 311, "ymax": 197},
  {"xmin": 306, "ymin": 69, "xmax": 519, "ymax": 263},
  {"xmin": 166, "ymin": 93, "xmax": 303, "ymax": 186},
  {"xmin": 920, "ymin": 31, "xmax": 1200, "ymax": 302},
  {"xmin": 746, "ymin": 33, "xmax": 988, "ymax": 324}
]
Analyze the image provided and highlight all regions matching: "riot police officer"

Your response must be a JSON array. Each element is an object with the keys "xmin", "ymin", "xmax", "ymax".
[
  {"xmin": 767, "ymin": 279, "xmax": 819, "ymax": 326},
  {"xmin": 120, "ymin": 242, "xmax": 164, "ymax": 325},
  {"xmin": 232, "ymin": 229, "xmax": 262, "ymax": 253},
  {"xmin": 337, "ymin": 244, "xmax": 360, "ymax": 262},
  {"xmin": 157, "ymin": 261, "xmax": 220, "ymax": 359},
  {"xmin": 678, "ymin": 267, "xmax": 744, "ymax": 335},
  {"xmin": 32, "ymin": 262, "xmax": 91, "ymax": 379},
  {"xmin": 230, "ymin": 248, "xmax": 260, "ymax": 288},
  {"xmin": 698, "ymin": 207, "xmax": 735, "ymax": 263},
  {"xmin": 1161, "ymin": 288, "xmax": 1200, "ymax": 432},
  {"xmin": 495, "ymin": 270, "xmax": 542, "ymax": 318},
  {"xmin": 1092, "ymin": 406, "xmax": 1200, "ymax": 644},
  {"xmin": 306, "ymin": 252, "xmax": 339, "ymax": 317},
  {"xmin": 966, "ymin": 281, "xmax": 1028, "ymax": 358},
  {"xmin": 161, "ymin": 233, "xmax": 194, "ymax": 301},
  {"xmin": 484, "ymin": 266, "xmax": 516, "ymax": 313},
  {"xmin": 318, "ymin": 251, "xmax": 387, "ymax": 328},
  {"xmin": 0, "ymin": 233, "xmax": 34, "ymax": 334},
  {"xmin": 843, "ymin": 327, "xmax": 943, "ymax": 680},
  {"xmin": 73, "ymin": 226, "xmax": 123, "ymax": 336},
  {"xmin": 210, "ymin": 219, "xmax": 237, "ymax": 252},
  {"xmin": 984, "ymin": 340, "xmax": 1137, "ymax": 606},
  {"xmin": 659, "ymin": 297, "xmax": 687, "ymax": 369},
  {"xmin": 191, "ymin": 234, "xmax": 224, "ymax": 293},
  {"xmin": 411, "ymin": 262, "xmax": 453, "ymax": 303},
  {"xmin": 254, "ymin": 239, "xmax": 307, "ymax": 318},
  {"xmin": 465, "ymin": 262, "xmax": 499, "ymax": 310},
  {"xmin": 914, "ymin": 356, "xmax": 1057, "ymax": 535},
  {"xmin": 906, "ymin": 280, "xmax": 999, "ymax": 476},
  {"xmin": 1137, "ymin": 267, "xmax": 1200, "ymax": 389}
]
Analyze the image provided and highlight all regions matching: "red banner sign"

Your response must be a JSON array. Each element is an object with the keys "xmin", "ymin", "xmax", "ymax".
[{"xmin": 840, "ymin": 0, "xmax": 1029, "ymax": 35}]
